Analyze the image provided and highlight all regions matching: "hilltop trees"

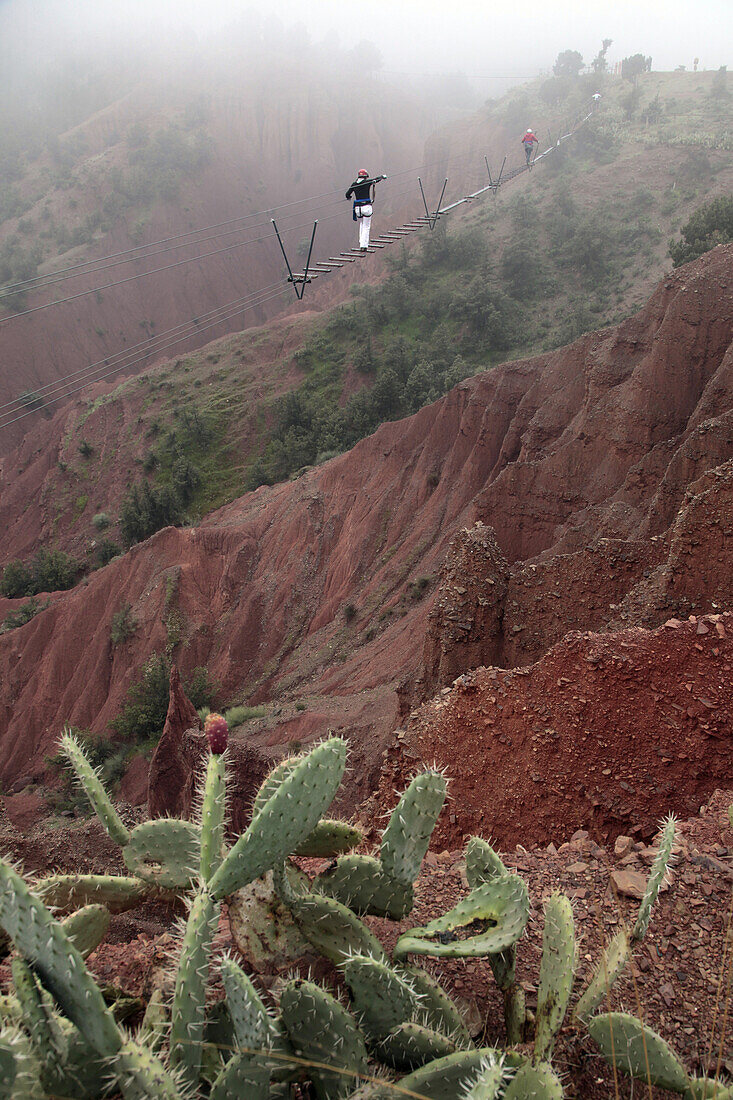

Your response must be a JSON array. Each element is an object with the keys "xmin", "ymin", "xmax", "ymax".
[{"xmin": 622, "ymin": 54, "xmax": 650, "ymax": 82}]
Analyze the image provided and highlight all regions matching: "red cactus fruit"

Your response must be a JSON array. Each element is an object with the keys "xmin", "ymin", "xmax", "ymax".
[{"xmin": 204, "ymin": 712, "xmax": 228, "ymax": 754}]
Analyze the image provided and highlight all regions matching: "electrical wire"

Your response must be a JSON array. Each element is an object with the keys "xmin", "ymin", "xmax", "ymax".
[
  {"xmin": 0, "ymin": 283, "xmax": 291, "ymax": 430},
  {"xmin": 0, "ymin": 182, "xmax": 418, "ymax": 413},
  {"xmin": 0, "ymin": 147, "xmax": 489, "ymax": 302}
]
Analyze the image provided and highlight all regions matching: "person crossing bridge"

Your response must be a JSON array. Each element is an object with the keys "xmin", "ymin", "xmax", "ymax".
[{"xmin": 345, "ymin": 169, "xmax": 386, "ymax": 251}]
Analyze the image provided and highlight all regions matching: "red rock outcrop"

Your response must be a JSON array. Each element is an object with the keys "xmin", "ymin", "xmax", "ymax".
[
  {"xmin": 0, "ymin": 247, "xmax": 731, "ymax": 836},
  {"xmin": 147, "ymin": 666, "xmax": 202, "ymax": 819},
  {"xmin": 372, "ymin": 613, "xmax": 733, "ymax": 849}
]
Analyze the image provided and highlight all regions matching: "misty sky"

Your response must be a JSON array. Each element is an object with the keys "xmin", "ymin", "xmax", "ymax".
[{"xmin": 1, "ymin": 0, "xmax": 730, "ymax": 90}]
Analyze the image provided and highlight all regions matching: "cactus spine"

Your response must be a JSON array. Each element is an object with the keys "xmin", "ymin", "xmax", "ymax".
[{"xmin": 534, "ymin": 894, "xmax": 574, "ymax": 1063}]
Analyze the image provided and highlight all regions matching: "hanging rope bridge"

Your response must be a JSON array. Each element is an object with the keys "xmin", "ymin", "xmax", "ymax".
[{"xmin": 0, "ymin": 101, "xmax": 596, "ymax": 432}]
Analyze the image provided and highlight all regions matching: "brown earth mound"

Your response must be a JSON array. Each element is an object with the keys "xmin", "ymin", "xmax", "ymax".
[
  {"xmin": 0, "ymin": 247, "xmax": 731, "ymax": 846},
  {"xmin": 372, "ymin": 613, "xmax": 733, "ymax": 848}
]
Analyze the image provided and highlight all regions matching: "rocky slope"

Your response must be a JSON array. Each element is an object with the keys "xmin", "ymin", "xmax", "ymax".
[{"xmin": 0, "ymin": 245, "xmax": 731, "ymax": 822}]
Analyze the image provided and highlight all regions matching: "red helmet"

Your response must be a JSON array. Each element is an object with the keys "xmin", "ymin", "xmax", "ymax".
[{"xmin": 357, "ymin": 169, "xmax": 369, "ymax": 177}]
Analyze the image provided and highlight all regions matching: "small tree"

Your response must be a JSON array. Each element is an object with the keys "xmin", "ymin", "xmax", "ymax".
[
  {"xmin": 621, "ymin": 54, "xmax": 647, "ymax": 83},
  {"xmin": 553, "ymin": 49, "xmax": 584, "ymax": 78},
  {"xmin": 591, "ymin": 38, "xmax": 613, "ymax": 74}
]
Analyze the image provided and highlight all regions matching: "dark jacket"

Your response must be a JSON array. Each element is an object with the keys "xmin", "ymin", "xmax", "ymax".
[{"xmin": 345, "ymin": 178, "xmax": 376, "ymax": 201}]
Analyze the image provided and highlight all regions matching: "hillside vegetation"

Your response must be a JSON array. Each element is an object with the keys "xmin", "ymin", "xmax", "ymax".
[{"xmin": 0, "ymin": 69, "xmax": 731, "ymax": 574}]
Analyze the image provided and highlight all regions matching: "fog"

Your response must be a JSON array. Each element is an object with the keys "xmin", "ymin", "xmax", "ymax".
[{"xmin": 1, "ymin": 0, "xmax": 729, "ymax": 107}]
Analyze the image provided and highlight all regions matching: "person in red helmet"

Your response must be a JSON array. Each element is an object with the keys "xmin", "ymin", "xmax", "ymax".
[
  {"xmin": 521, "ymin": 128, "xmax": 539, "ymax": 166},
  {"xmin": 345, "ymin": 168, "xmax": 386, "ymax": 251}
]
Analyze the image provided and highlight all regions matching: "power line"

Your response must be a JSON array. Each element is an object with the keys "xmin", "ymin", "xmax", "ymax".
[
  {"xmin": 0, "ymin": 150, "xmax": 481, "ymax": 303},
  {"xmin": 0, "ymin": 283, "xmax": 291, "ymax": 430},
  {"xmin": 0, "ymin": 279, "xmax": 285, "ymax": 414},
  {"xmin": 0, "ymin": 186, "xmax": 420, "ymax": 421},
  {"xmin": 0, "ymin": 104, "xmax": 597, "ymax": 430}
]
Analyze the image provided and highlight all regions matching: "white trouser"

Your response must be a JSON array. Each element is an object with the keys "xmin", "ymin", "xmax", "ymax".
[{"xmin": 356, "ymin": 203, "xmax": 373, "ymax": 248}]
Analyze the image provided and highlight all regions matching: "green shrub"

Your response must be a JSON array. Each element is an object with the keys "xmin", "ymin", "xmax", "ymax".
[
  {"xmin": 669, "ymin": 194, "xmax": 733, "ymax": 266},
  {"xmin": 0, "ymin": 596, "xmax": 49, "ymax": 633},
  {"xmin": 110, "ymin": 603, "xmax": 136, "ymax": 646},
  {"xmin": 119, "ymin": 480, "xmax": 183, "ymax": 547},
  {"xmin": 91, "ymin": 512, "xmax": 110, "ymax": 531},
  {"xmin": 110, "ymin": 655, "xmax": 216, "ymax": 745},
  {"xmin": 95, "ymin": 539, "xmax": 120, "ymax": 567},
  {"xmin": 224, "ymin": 704, "xmax": 267, "ymax": 727},
  {"xmin": 78, "ymin": 439, "xmax": 93, "ymax": 458},
  {"xmin": 0, "ymin": 548, "xmax": 79, "ymax": 598}
]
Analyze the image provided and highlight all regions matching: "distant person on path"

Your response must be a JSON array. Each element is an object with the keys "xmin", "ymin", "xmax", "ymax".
[
  {"xmin": 521, "ymin": 128, "xmax": 539, "ymax": 166},
  {"xmin": 592, "ymin": 92, "xmax": 602, "ymax": 105},
  {"xmin": 345, "ymin": 169, "xmax": 386, "ymax": 251}
]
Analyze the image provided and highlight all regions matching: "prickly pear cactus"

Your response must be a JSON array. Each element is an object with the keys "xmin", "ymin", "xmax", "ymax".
[
  {"xmin": 280, "ymin": 978, "xmax": 369, "ymax": 1099},
  {"xmin": 208, "ymin": 736, "xmax": 347, "ymax": 899},
  {"xmin": 380, "ymin": 769, "xmax": 447, "ymax": 886},
  {"xmin": 633, "ymin": 814, "xmax": 677, "ymax": 941}
]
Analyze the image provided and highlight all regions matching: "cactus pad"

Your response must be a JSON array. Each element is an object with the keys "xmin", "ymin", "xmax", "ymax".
[
  {"xmin": 589, "ymin": 1012, "xmax": 690, "ymax": 1093},
  {"xmin": 209, "ymin": 1052, "xmax": 271, "ymax": 1100},
  {"xmin": 220, "ymin": 956, "xmax": 278, "ymax": 1053},
  {"xmin": 61, "ymin": 903, "xmax": 111, "ymax": 959},
  {"xmin": 376, "ymin": 1020, "xmax": 457, "ymax": 1070},
  {"xmin": 394, "ymin": 874, "xmax": 530, "ymax": 960},
  {"xmin": 397, "ymin": 964, "xmax": 471, "ymax": 1044},
  {"xmin": 380, "ymin": 770, "xmax": 447, "ymax": 886},
  {"xmin": 199, "ymin": 752, "xmax": 227, "ymax": 883},
  {"xmin": 34, "ymin": 874, "xmax": 148, "ymax": 913},
  {"xmin": 169, "ymin": 888, "xmax": 220, "ymax": 1089},
  {"xmin": 59, "ymin": 730, "xmax": 130, "ymax": 848},
  {"xmin": 123, "ymin": 819, "xmax": 201, "ymax": 889},
  {"xmin": 289, "ymin": 892, "xmax": 388, "ymax": 965},
  {"xmin": 502, "ymin": 1061, "xmax": 563, "ymax": 1099},
  {"xmin": 112, "ymin": 1038, "xmax": 182, "ymax": 1100},
  {"xmin": 534, "ymin": 893, "xmax": 574, "ymax": 1062},
  {"xmin": 0, "ymin": 857, "xmax": 122, "ymax": 1057},
  {"xmin": 209, "ymin": 737, "xmax": 347, "ymax": 899},
  {"xmin": 229, "ymin": 870, "xmax": 311, "ymax": 971},
  {"xmin": 633, "ymin": 814, "xmax": 676, "ymax": 941},
  {"xmin": 280, "ymin": 978, "xmax": 369, "ymax": 1099},
  {"xmin": 465, "ymin": 837, "xmax": 508, "ymax": 887},
  {"xmin": 342, "ymin": 955, "xmax": 421, "ymax": 1043},
  {"xmin": 573, "ymin": 928, "xmax": 629, "ymax": 1023},
  {"xmin": 296, "ymin": 819, "xmax": 363, "ymax": 857},
  {"xmin": 315, "ymin": 854, "xmax": 413, "ymax": 919},
  {"xmin": 396, "ymin": 1048, "xmax": 508, "ymax": 1100}
]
